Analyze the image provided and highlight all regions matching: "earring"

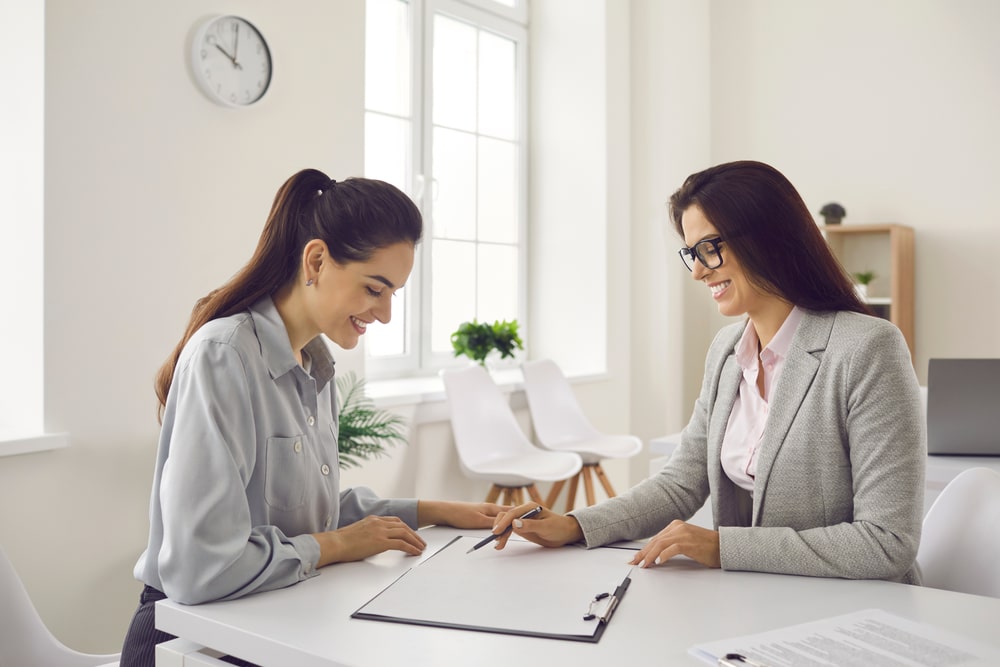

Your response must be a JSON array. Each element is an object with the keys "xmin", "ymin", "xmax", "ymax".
[{"xmin": 305, "ymin": 279, "xmax": 314, "ymax": 287}]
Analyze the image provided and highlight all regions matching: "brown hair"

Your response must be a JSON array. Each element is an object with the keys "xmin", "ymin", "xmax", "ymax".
[
  {"xmin": 669, "ymin": 160, "xmax": 870, "ymax": 315},
  {"xmin": 154, "ymin": 169, "xmax": 422, "ymax": 419}
]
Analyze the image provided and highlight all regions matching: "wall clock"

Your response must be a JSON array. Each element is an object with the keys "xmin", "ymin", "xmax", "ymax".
[{"xmin": 191, "ymin": 15, "xmax": 272, "ymax": 107}]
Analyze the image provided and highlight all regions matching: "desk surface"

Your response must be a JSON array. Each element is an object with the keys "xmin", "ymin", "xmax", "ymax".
[{"xmin": 157, "ymin": 528, "xmax": 1000, "ymax": 667}]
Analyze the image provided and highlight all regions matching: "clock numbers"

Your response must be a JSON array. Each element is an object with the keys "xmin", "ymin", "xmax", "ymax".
[{"xmin": 192, "ymin": 16, "xmax": 272, "ymax": 107}]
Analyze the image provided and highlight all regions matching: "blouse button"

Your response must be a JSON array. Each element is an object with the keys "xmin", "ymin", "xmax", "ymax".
[
  {"xmin": 308, "ymin": 416, "xmax": 316, "ymax": 426},
  {"xmin": 321, "ymin": 464, "xmax": 331, "ymax": 476},
  {"xmin": 294, "ymin": 441, "xmax": 302, "ymax": 453}
]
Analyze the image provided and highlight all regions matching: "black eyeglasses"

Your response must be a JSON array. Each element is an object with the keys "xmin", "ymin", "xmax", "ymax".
[{"xmin": 678, "ymin": 237, "xmax": 725, "ymax": 271}]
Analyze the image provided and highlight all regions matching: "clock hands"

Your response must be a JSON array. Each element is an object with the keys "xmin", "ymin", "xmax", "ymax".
[{"xmin": 210, "ymin": 23, "xmax": 243, "ymax": 70}]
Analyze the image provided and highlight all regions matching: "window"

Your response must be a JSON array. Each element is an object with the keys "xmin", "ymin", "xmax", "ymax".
[{"xmin": 364, "ymin": 0, "xmax": 528, "ymax": 379}]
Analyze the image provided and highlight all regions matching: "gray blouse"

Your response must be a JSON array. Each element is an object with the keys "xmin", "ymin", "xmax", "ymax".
[{"xmin": 133, "ymin": 296, "xmax": 417, "ymax": 604}]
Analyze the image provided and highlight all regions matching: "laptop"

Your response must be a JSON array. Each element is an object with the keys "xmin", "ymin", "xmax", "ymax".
[{"xmin": 926, "ymin": 358, "xmax": 1000, "ymax": 456}]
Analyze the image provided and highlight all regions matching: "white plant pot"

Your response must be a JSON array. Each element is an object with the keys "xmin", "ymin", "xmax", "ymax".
[{"xmin": 854, "ymin": 284, "xmax": 869, "ymax": 300}]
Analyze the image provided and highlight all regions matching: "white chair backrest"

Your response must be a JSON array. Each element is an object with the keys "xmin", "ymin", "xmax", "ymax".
[
  {"xmin": 522, "ymin": 359, "xmax": 600, "ymax": 447},
  {"xmin": 0, "ymin": 545, "xmax": 120, "ymax": 667},
  {"xmin": 441, "ymin": 365, "xmax": 539, "ymax": 468},
  {"xmin": 916, "ymin": 467, "xmax": 1000, "ymax": 598}
]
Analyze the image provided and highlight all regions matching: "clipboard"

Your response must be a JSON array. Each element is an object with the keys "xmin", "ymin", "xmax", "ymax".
[{"xmin": 352, "ymin": 536, "xmax": 633, "ymax": 643}]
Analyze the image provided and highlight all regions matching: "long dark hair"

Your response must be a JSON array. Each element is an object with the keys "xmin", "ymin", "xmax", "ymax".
[
  {"xmin": 155, "ymin": 169, "xmax": 422, "ymax": 418},
  {"xmin": 669, "ymin": 160, "xmax": 870, "ymax": 315}
]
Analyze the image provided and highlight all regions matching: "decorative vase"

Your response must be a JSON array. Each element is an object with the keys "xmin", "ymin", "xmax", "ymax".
[{"xmin": 855, "ymin": 284, "xmax": 868, "ymax": 300}]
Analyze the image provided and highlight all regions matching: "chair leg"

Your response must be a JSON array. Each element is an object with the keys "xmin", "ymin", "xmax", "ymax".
[
  {"xmin": 593, "ymin": 463, "xmax": 617, "ymax": 498},
  {"xmin": 513, "ymin": 486, "xmax": 525, "ymax": 505},
  {"xmin": 545, "ymin": 480, "xmax": 566, "ymax": 509},
  {"xmin": 501, "ymin": 487, "xmax": 513, "ymax": 504},
  {"xmin": 565, "ymin": 472, "xmax": 581, "ymax": 513},
  {"xmin": 526, "ymin": 484, "xmax": 544, "ymax": 506},
  {"xmin": 486, "ymin": 484, "xmax": 502, "ymax": 504},
  {"xmin": 582, "ymin": 464, "xmax": 597, "ymax": 506}
]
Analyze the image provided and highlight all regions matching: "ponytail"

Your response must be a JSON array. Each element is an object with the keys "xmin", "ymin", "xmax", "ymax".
[{"xmin": 154, "ymin": 169, "xmax": 422, "ymax": 420}]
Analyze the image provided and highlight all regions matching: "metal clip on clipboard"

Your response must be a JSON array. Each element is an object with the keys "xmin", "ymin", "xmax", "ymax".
[{"xmin": 582, "ymin": 569, "xmax": 632, "ymax": 624}]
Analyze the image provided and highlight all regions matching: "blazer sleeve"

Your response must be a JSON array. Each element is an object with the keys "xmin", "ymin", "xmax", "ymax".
[{"xmin": 570, "ymin": 324, "xmax": 738, "ymax": 546}]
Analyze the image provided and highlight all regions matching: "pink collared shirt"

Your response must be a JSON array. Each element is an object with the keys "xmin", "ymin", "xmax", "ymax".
[{"xmin": 720, "ymin": 307, "xmax": 804, "ymax": 492}]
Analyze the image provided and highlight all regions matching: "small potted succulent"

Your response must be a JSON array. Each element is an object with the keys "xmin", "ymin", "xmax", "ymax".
[
  {"xmin": 450, "ymin": 319, "xmax": 524, "ymax": 367},
  {"xmin": 852, "ymin": 270, "xmax": 877, "ymax": 300},
  {"xmin": 819, "ymin": 202, "xmax": 846, "ymax": 225},
  {"xmin": 336, "ymin": 371, "xmax": 408, "ymax": 469}
]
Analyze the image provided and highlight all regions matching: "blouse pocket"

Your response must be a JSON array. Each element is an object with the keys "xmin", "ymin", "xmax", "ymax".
[{"xmin": 264, "ymin": 435, "xmax": 309, "ymax": 511}]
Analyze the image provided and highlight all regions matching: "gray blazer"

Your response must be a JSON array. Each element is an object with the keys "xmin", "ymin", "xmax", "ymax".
[{"xmin": 572, "ymin": 309, "xmax": 925, "ymax": 583}]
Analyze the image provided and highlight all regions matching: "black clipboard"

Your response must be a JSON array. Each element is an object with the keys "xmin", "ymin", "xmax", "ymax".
[{"xmin": 351, "ymin": 536, "xmax": 632, "ymax": 643}]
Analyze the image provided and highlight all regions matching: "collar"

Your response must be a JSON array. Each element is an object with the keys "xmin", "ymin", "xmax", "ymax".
[
  {"xmin": 734, "ymin": 306, "xmax": 804, "ymax": 370},
  {"xmin": 248, "ymin": 296, "xmax": 336, "ymax": 391}
]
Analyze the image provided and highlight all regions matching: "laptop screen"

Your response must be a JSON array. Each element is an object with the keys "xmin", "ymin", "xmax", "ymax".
[{"xmin": 926, "ymin": 358, "xmax": 1000, "ymax": 456}]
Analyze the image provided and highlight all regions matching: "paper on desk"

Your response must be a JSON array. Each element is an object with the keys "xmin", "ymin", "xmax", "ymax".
[
  {"xmin": 689, "ymin": 608, "xmax": 1000, "ymax": 666},
  {"xmin": 353, "ymin": 535, "xmax": 633, "ymax": 641}
]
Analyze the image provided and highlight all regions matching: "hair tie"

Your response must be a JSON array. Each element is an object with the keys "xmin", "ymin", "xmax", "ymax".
[{"xmin": 317, "ymin": 179, "xmax": 337, "ymax": 197}]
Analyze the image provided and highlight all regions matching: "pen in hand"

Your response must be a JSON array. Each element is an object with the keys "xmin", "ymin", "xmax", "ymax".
[{"xmin": 466, "ymin": 506, "xmax": 543, "ymax": 553}]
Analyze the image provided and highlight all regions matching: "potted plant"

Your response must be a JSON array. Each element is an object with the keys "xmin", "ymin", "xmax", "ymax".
[
  {"xmin": 852, "ymin": 270, "xmax": 877, "ymax": 300},
  {"xmin": 450, "ymin": 319, "xmax": 524, "ymax": 367},
  {"xmin": 336, "ymin": 371, "xmax": 408, "ymax": 469},
  {"xmin": 819, "ymin": 202, "xmax": 846, "ymax": 225}
]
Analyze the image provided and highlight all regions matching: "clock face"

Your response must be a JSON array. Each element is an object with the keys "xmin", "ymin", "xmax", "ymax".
[{"xmin": 191, "ymin": 15, "xmax": 272, "ymax": 107}]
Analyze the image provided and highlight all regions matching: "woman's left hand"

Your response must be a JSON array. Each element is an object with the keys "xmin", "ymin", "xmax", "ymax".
[
  {"xmin": 630, "ymin": 520, "xmax": 721, "ymax": 569},
  {"xmin": 417, "ymin": 500, "xmax": 509, "ymax": 529}
]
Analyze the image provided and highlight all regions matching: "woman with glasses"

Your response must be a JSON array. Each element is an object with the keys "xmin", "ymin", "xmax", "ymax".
[{"xmin": 491, "ymin": 160, "xmax": 925, "ymax": 584}]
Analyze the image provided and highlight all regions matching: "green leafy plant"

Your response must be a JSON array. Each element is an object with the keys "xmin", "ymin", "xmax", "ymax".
[
  {"xmin": 336, "ymin": 371, "xmax": 407, "ymax": 469},
  {"xmin": 852, "ymin": 270, "xmax": 877, "ymax": 286},
  {"xmin": 450, "ymin": 319, "xmax": 524, "ymax": 366}
]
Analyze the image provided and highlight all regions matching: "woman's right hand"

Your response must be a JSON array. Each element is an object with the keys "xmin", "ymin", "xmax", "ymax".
[
  {"xmin": 491, "ymin": 502, "xmax": 585, "ymax": 550},
  {"xmin": 314, "ymin": 515, "xmax": 427, "ymax": 567}
]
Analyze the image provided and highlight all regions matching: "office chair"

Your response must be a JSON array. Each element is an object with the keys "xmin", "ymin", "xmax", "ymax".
[
  {"xmin": 441, "ymin": 365, "xmax": 583, "ymax": 505},
  {"xmin": 916, "ymin": 467, "xmax": 1000, "ymax": 598},
  {"xmin": 521, "ymin": 359, "xmax": 642, "ymax": 511},
  {"xmin": 0, "ymin": 545, "xmax": 121, "ymax": 666}
]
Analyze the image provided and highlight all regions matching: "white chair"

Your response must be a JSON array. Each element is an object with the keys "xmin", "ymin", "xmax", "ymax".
[
  {"xmin": 442, "ymin": 365, "xmax": 583, "ymax": 506},
  {"xmin": 0, "ymin": 545, "xmax": 121, "ymax": 666},
  {"xmin": 521, "ymin": 359, "xmax": 643, "ymax": 511},
  {"xmin": 916, "ymin": 467, "xmax": 1000, "ymax": 598}
]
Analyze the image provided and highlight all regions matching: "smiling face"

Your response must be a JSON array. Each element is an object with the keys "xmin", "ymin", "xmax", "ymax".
[
  {"xmin": 680, "ymin": 205, "xmax": 771, "ymax": 319},
  {"xmin": 310, "ymin": 241, "xmax": 415, "ymax": 350}
]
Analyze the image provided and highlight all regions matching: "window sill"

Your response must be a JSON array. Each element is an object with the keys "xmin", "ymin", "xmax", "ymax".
[{"xmin": 0, "ymin": 432, "xmax": 70, "ymax": 458}]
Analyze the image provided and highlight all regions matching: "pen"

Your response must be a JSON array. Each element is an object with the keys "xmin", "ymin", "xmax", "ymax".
[
  {"xmin": 466, "ymin": 506, "xmax": 543, "ymax": 553},
  {"xmin": 718, "ymin": 653, "xmax": 770, "ymax": 667}
]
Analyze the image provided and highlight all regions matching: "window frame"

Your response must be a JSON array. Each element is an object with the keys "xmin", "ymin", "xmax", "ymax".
[{"xmin": 364, "ymin": 0, "xmax": 529, "ymax": 380}]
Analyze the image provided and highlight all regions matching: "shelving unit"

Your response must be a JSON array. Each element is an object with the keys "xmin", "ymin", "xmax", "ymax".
[{"xmin": 820, "ymin": 223, "xmax": 914, "ymax": 358}]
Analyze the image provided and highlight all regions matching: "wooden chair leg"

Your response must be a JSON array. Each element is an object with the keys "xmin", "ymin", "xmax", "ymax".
[
  {"xmin": 502, "ymin": 487, "xmax": 513, "ymax": 504},
  {"xmin": 545, "ymin": 480, "xmax": 566, "ymax": 509},
  {"xmin": 485, "ymin": 484, "xmax": 502, "ymax": 504},
  {"xmin": 593, "ymin": 463, "xmax": 617, "ymax": 498},
  {"xmin": 526, "ymin": 484, "xmax": 544, "ymax": 506},
  {"xmin": 565, "ymin": 472, "xmax": 581, "ymax": 513},
  {"xmin": 582, "ymin": 464, "xmax": 596, "ymax": 506},
  {"xmin": 513, "ymin": 486, "xmax": 524, "ymax": 505}
]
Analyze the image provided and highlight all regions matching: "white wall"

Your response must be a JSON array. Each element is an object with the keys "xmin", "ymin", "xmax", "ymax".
[
  {"xmin": 3, "ymin": 0, "xmax": 999, "ymax": 655},
  {"xmin": 2, "ymin": 0, "xmax": 368, "ymax": 653}
]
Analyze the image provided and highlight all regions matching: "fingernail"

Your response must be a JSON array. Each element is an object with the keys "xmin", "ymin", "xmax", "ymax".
[
  {"xmin": 654, "ymin": 556, "xmax": 662, "ymax": 565},
  {"xmin": 637, "ymin": 559, "xmax": 646, "ymax": 568},
  {"xmin": 513, "ymin": 519, "xmax": 523, "ymax": 528}
]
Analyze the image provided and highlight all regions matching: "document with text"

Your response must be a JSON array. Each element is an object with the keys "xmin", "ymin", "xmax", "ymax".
[{"xmin": 690, "ymin": 608, "xmax": 1000, "ymax": 666}]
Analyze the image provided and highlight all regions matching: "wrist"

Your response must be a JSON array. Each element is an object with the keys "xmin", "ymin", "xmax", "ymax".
[{"xmin": 417, "ymin": 500, "xmax": 447, "ymax": 527}]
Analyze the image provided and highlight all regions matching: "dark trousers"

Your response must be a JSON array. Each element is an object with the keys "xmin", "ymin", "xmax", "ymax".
[{"xmin": 121, "ymin": 585, "xmax": 259, "ymax": 667}]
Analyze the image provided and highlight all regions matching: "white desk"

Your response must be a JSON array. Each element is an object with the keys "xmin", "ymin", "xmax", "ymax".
[{"xmin": 155, "ymin": 527, "xmax": 1000, "ymax": 666}]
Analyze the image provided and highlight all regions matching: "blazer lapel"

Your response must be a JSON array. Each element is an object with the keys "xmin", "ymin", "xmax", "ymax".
[{"xmin": 750, "ymin": 310, "xmax": 834, "ymax": 525}]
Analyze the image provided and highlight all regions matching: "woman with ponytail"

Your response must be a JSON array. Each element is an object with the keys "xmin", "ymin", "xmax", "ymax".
[{"xmin": 122, "ymin": 169, "xmax": 505, "ymax": 666}]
